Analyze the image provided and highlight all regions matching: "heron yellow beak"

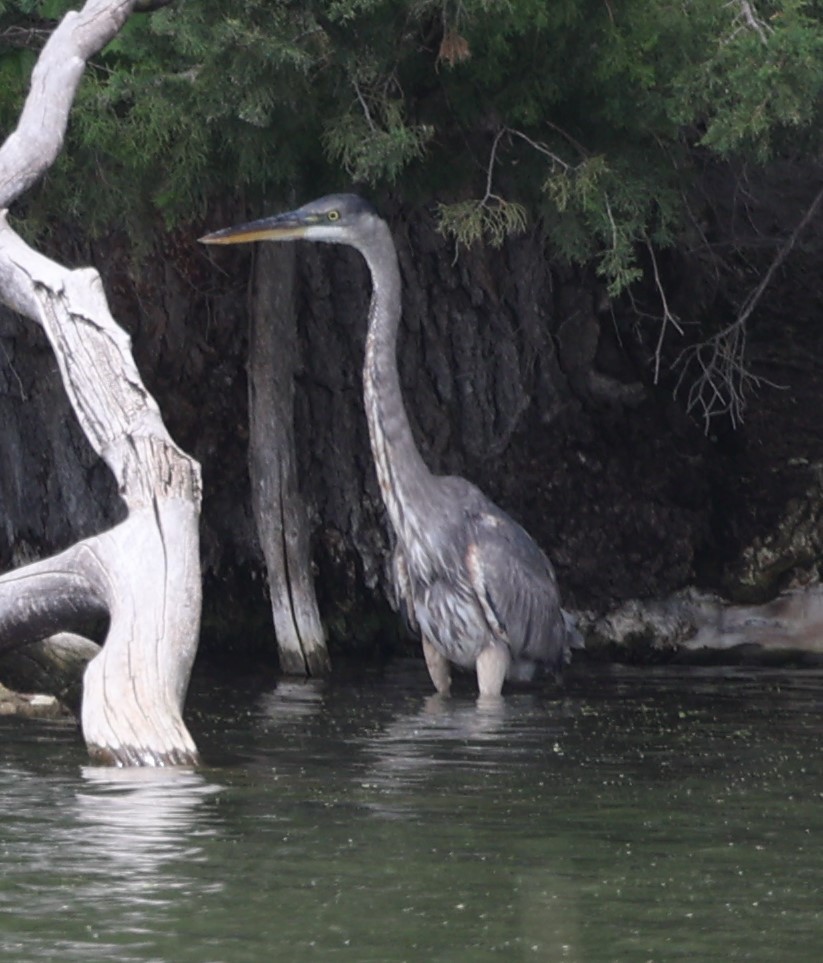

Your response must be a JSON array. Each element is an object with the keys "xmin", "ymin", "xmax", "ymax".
[{"xmin": 199, "ymin": 212, "xmax": 310, "ymax": 246}]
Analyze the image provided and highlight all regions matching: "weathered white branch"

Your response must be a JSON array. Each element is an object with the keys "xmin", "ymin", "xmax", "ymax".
[
  {"xmin": 0, "ymin": 0, "xmax": 203, "ymax": 765},
  {"xmin": 0, "ymin": 0, "xmax": 136, "ymax": 208}
]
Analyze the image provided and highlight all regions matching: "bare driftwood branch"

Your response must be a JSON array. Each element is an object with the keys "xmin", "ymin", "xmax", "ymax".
[
  {"xmin": 0, "ymin": 1, "xmax": 135, "ymax": 208},
  {"xmin": 0, "ymin": 0, "xmax": 203, "ymax": 765}
]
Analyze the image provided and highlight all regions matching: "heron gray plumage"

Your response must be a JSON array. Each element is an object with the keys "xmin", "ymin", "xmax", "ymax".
[{"xmin": 200, "ymin": 194, "xmax": 581, "ymax": 697}]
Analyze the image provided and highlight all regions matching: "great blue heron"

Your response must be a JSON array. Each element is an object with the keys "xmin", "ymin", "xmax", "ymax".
[{"xmin": 200, "ymin": 194, "xmax": 581, "ymax": 697}]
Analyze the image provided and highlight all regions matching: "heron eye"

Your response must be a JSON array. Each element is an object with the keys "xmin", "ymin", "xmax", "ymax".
[{"xmin": 327, "ymin": 210, "xmax": 340, "ymax": 222}]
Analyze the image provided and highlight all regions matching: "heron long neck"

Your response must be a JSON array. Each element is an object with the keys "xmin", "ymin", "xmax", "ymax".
[{"xmin": 359, "ymin": 222, "xmax": 433, "ymax": 541}]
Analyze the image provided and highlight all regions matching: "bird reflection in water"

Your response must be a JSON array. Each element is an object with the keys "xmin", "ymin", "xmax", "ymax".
[{"xmin": 357, "ymin": 692, "xmax": 512, "ymax": 808}]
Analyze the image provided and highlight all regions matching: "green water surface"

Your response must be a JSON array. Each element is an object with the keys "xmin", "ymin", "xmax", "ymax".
[{"xmin": 1, "ymin": 662, "xmax": 822, "ymax": 962}]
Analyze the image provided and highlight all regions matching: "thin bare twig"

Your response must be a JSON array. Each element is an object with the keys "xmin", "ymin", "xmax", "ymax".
[
  {"xmin": 731, "ymin": 0, "xmax": 771, "ymax": 45},
  {"xmin": 352, "ymin": 79, "xmax": 377, "ymax": 132},
  {"xmin": 674, "ymin": 181, "xmax": 823, "ymax": 430},
  {"xmin": 0, "ymin": 339, "xmax": 27, "ymax": 400},
  {"xmin": 505, "ymin": 127, "xmax": 571, "ymax": 172},
  {"xmin": 0, "ymin": 25, "xmax": 53, "ymax": 49},
  {"xmin": 646, "ymin": 241, "xmax": 683, "ymax": 384},
  {"xmin": 482, "ymin": 128, "xmax": 507, "ymax": 203},
  {"xmin": 736, "ymin": 182, "xmax": 823, "ymax": 329}
]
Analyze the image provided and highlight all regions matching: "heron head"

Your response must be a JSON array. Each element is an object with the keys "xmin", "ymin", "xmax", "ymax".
[{"xmin": 198, "ymin": 194, "xmax": 379, "ymax": 248}]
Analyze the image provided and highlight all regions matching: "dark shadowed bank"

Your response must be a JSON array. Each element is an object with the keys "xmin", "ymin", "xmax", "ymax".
[{"xmin": 2, "ymin": 162, "xmax": 823, "ymax": 674}]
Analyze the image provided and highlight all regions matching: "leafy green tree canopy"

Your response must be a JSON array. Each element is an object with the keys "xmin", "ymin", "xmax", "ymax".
[{"xmin": 2, "ymin": 0, "xmax": 823, "ymax": 291}]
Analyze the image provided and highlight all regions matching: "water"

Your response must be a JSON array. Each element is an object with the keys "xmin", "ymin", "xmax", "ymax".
[{"xmin": 1, "ymin": 661, "xmax": 823, "ymax": 962}]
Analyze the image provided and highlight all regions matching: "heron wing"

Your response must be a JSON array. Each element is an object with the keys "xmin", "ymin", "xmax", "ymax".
[{"xmin": 464, "ymin": 507, "xmax": 568, "ymax": 667}]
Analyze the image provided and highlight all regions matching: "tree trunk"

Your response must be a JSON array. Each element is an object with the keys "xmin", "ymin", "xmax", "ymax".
[
  {"xmin": 248, "ymin": 242, "xmax": 329, "ymax": 675},
  {"xmin": 0, "ymin": 0, "xmax": 202, "ymax": 765}
]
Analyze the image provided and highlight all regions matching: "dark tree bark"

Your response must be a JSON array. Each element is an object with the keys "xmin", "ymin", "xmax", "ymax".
[{"xmin": 5, "ymin": 165, "xmax": 823, "ymax": 669}]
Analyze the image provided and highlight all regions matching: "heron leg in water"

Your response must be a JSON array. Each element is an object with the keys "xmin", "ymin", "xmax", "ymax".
[
  {"xmin": 422, "ymin": 637, "xmax": 451, "ymax": 696},
  {"xmin": 476, "ymin": 640, "xmax": 511, "ymax": 698}
]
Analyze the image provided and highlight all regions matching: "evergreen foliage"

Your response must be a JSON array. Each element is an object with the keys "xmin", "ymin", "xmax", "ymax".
[{"xmin": 2, "ymin": 0, "xmax": 823, "ymax": 291}]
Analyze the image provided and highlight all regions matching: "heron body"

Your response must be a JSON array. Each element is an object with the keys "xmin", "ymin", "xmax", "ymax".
[{"xmin": 200, "ymin": 194, "xmax": 580, "ymax": 697}]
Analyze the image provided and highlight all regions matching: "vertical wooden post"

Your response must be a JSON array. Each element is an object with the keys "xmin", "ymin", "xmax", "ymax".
[{"xmin": 248, "ymin": 243, "xmax": 330, "ymax": 675}]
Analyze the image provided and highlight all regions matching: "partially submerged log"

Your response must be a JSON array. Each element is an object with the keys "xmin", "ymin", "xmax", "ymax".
[
  {"xmin": 587, "ymin": 584, "xmax": 823, "ymax": 659},
  {"xmin": 0, "ymin": 0, "xmax": 202, "ymax": 765},
  {"xmin": 0, "ymin": 682, "xmax": 68, "ymax": 721},
  {"xmin": 0, "ymin": 632, "xmax": 100, "ymax": 717}
]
